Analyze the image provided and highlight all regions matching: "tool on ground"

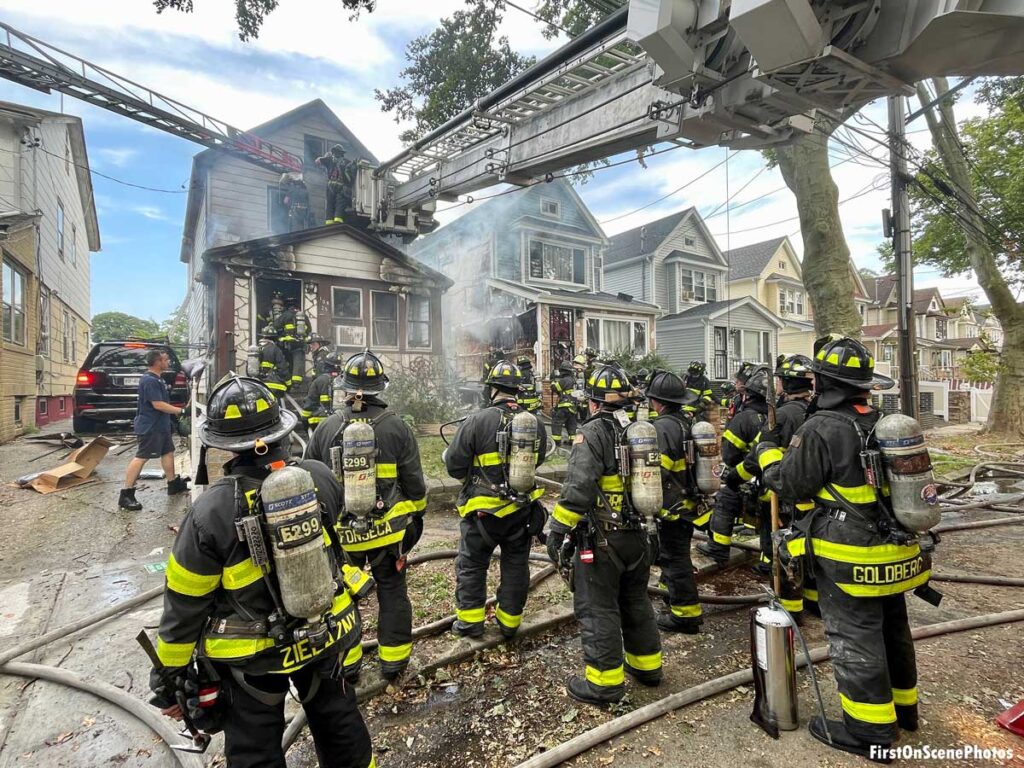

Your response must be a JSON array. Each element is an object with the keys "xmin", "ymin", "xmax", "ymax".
[
  {"xmin": 996, "ymin": 699, "xmax": 1024, "ymax": 738},
  {"xmin": 135, "ymin": 630, "xmax": 211, "ymax": 754}
]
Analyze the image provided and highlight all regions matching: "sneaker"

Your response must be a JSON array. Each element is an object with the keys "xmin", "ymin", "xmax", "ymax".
[
  {"xmin": 808, "ymin": 716, "xmax": 893, "ymax": 764},
  {"xmin": 167, "ymin": 475, "xmax": 190, "ymax": 496},
  {"xmin": 565, "ymin": 675, "xmax": 623, "ymax": 707},
  {"xmin": 118, "ymin": 487, "xmax": 142, "ymax": 512}
]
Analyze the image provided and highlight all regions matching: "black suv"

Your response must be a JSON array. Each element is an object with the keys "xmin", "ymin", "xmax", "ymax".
[{"xmin": 73, "ymin": 341, "xmax": 188, "ymax": 433}]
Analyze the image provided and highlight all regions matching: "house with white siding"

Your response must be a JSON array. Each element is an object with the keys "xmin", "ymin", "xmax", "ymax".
[
  {"xmin": 179, "ymin": 100, "xmax": 451, "ymax": 385},
  {"xmin": 0, "ymin": 101, "xmax": 99, "ymax": 441}
]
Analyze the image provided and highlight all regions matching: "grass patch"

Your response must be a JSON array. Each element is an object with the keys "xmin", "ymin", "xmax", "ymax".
[{"xmin": 417, "ymin": 434, "xmax": 565, "ymax": 479}]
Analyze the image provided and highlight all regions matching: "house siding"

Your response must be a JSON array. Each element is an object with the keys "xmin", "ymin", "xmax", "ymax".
[
  {"xmin": 0, "ymin": 227, "xmax": 38, "ymax": 442},
  {"xmin": 603, "ymin": 263, "xmax": 644, "ymax": 300},
  {"xmin": 655, "ymin": 318, "xmax": 706, "ymax": 372}
]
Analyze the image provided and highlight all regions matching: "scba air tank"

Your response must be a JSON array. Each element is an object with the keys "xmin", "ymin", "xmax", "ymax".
[
  {"xmin": 260, "ymin": 465, "xmax": 335, "ymax": 622},
  {"xmin": 625, "ymin": 419, "xmax": 662, "ymax": 516},
  {"xmin": 875, "ymin": 413, "xmax": 941, "ymax": 533},
  {"xmin": 691, "ymin": 420, "xmax": 721, "ymax": 494},
  {"xmin": 507, "ymin": 410, "xmax": 538, "ymax": 494}
]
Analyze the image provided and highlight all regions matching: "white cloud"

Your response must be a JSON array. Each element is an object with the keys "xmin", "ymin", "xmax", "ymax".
[
  {"xmin": 95, "ymin": 147, "xmax": 138, "ymax": 167},
  {"xmin": 134, "ymin": 205, "xmax": 168, "ymax": 221}
]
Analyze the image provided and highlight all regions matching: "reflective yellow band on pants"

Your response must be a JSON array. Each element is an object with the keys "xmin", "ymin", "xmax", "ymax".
[
  {"xmin": 712, "ymin": 531, "xmax": 732, "ymax": 545},
  {"xmin": 892, "ymin": 687, "xmax": 918, "ymax": 706},
  {"xmin": 457, "ymin": 606, "xmax": 486, "ymax": 624},
  {"xmin": 552, "ymin": 503, "xmax": 583, "ymax": 527},
  {"xmin": 344, "ymin": 643, "xmax": 363, "ymax": 666},
  {"xmin": 671, "ymin": 604, "xmax": 702, "ymax": 618},
  {"xmin": 495, "ymin": 606, "xmax": 522, "ymax": 629},
  {"xmin": 840, "ymin": 693, "xmax": 896, "ymax": 725},
  {"xmin": 157, "ymin": 638, "xmax": 196, "ymax": 667},
  {"xmin": 166, "ymin": 554, "xmax": 220, "ymax": 597},
  {"xmin": 780, "ymin": 597, "xmax": 803, "ymax": 613},
  {"xmin": 586, "ymin": 665, "xmax": 625, "ymax": 687},
  {"xmin": 378, "ymin": 643, "xmax": 412, "ymax": 663},
  {"xmin": 624, "ymin": 651, "xmax": 662, "ymax": 672}
]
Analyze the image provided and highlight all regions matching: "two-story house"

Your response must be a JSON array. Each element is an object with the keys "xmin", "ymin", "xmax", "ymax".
[
  {"xmin": 0, "ymin": 101, "xmax": 99, "ymax": 441},
  {"xmin": 409, "ymin": 180, "xmax": 660, "ymax": 381},
  {"xmin": 725, "ymin": 236, "xmax": 872, "ymax": 357},
  {"xmin": 180, "ymin": 100, "xmax": 451, "ymax": 385},
  {"xmin": 603, "ymin": 208, "xmax": 781, "ymax": 378}
]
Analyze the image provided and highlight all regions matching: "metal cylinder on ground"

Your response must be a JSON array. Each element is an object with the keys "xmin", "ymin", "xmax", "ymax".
[
  {"xmin": 751, "ymin": 604, "xmax": 798, "ymax": 732},
  {"xmin": 625, "ymin": 419, "xmax": 662, "ymax": 516},
  {"xmin": 876, "ymin": 413, "xmax": 941, "ymax": 533},
  {"xmin": 508, "ymin": 410, "xmax": 539, "ymax": 494},
  {"xmin": 692, "ymin": 420, "xmax": 721, "ymax": 494}
]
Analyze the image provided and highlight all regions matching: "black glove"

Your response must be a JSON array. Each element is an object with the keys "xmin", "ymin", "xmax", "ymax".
[
  {"xmin": 546, "ymin": 528, "xmax": 566, "ymax": 565},
  {"xmin": 149, "ymin": 665, "xmax": 187, "ymax": 709},
  {"xmin": 759, "ymin": 423, "xmax": 782, "ymax": 448},
  {"xmin": 723, "ymin": 467, "xmax": 743, "ymax": 491},
  {"xmin": 402, "ymin": 514, "xmax": 424, "ymax": 552}
]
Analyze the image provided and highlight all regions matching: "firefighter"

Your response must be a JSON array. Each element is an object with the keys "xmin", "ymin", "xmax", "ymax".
[
  {"xmin": 445, "ymin": 361, "xmax": 548, "ymax": 639},
  {"xmin": 696, "ymin": 365, "xmax": 770, "ymax": 564},
  {"xmin": 308, "ymin": 334, "xmax": 333, "ymax": 378},
  {"xmin": 550, "ymin": 359, "xmax": 579, "ymax": 449},
  {"xmin": 546, "ymin": 364, "xmax": 661, "ymax": 706},
  {"xmin": 306, "ymin": 351, "xmax": 427, "ymax": 681},
  {"xmin": 646, "ymin": 371, "xmax": 706, "ymax": 633},
  {"xmin": 257, "ymin": 326, "xmax": 290, "ymax": 394},
  {"xmin": 301, "ymin": 354, "xmax": 341, "ymax": 431},
  {"xmin": 756, "ymin": 336, "xmax": 922, "ymax": 760},
  {"xmin": 516, "ymin": 356, "xmax": 542, "ymax": 413},
  {"xmin": 315, "ymin": 144, "xmax": 355, "ymax": 225},
  {"xmin": 150, "ymin": 377, "xmax": 373, "ymax": 768},
  {"xmin": 280, "ymin": 172, "xmax": 310, "ymax": 232},
  {"xmin": 682, "ymin": 361, "xmax": 714, "ymax": 417},
  {"xmin": 719, "ymin": 361, "xmax": 755, "ymax": 418},
  {"xmin": 582, "ymin": 346, "xmax": 598, "ymax": 382},
  {"xmin": 273, "ymin": 297, "xmax": 309, "ymax": 388}
]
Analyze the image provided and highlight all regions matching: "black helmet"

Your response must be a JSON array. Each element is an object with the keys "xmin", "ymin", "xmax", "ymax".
[
  {"xmin": 647, "ymin": 370, "xmax": 698, "ymax": 407},
  {"xmin": 776, "ymin": 354, "xmax": 814, "ymax": 379},
  {"xmin": 636, "ymin": 367, "xmax": 650, "ymax": 381},
  {"xmin": 744, "ymin": 364, "xmax": 772, "ymax": 401},
  {"xmin": 341, "ymin": 350, "xmax": 389, "ymax": 394},
  {"xmin": 198, "ymin": 376, "xmax": 296, "ymax": 452},
  {"xmin": 559, "ymin": 360, "xmax": 575, "ymax": 375},
  {"xmin": 735, "ymin": 361, "xmax": 756, "ymax": 383},
  {"xmin": 486, "ymin": 360, "xmax": 522, "ymax": 393},
  {"xmin": 586, "ymin": 364, "xmax": 633, "ymax": 406},
  {"xmin": 583, "ymin": 347, "xmax": 597, "ymax": 359},
  {"xmin": 687, "ymin": 360, "xmax": 706, "ymax": 376},
  {"xmin": 308, "ymin": 333, "xmax": 329, "ymax": 346},
  {"xmin": 516, "ymin": 356, "xmax": 533, "ymax": 372},
  {"xmin": 331, "ymin": 143, "xmax": 345, "ymax": 157},
  {"xmin": 812, "ymin": 336, "xmax": 894, "ymax": 390},
  {"xmin": 320, "ymin": 355, "xmax": 342, "ymax": 373},
  {"xmin": 259, "ymin": 325, "xmax": 279, "ymax": 340}
]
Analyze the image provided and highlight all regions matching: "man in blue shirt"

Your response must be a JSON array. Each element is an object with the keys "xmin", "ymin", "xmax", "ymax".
[{"xmin": 118, "ymin": 349, "xmax": 188, "ymax": 511}]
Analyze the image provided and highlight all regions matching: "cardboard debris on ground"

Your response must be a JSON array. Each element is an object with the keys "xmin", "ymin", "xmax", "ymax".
[{"xmin": 27, "ymin": 436, "xmax": 113, "ymax": 494}]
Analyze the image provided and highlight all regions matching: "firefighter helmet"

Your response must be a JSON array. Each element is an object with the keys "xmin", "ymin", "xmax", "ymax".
[
  {"xmin": 776, "ymin": 354, "xmax": 814, "ymax": 379},
  {"xmin": 198, "ymin": 376, "xmax": 296, "ymax": 452},
  {"xmin": 586, "ymin": 364, "xmax": 633, "ymax": 405},
  {"xmin": 735, "ymin": 361, "xmax": 756, "ymax": 384},
  {"xmin": 573, "ymin": 354, "xmax": 587, "ymax": 368},
  {"xmin": 341, "ymin": 350, "xmax": 389, "ymax": 394},
  {"xmin": 688, "ymin": 360, "xmax": 707, "ymax": 376},
  {"xmin": 516, "ymin": 356, "xmax": 533, "ymax": 372},
  {"xmin": 744, "ymin": 365, "xmax": 772, "ymax": 401},
  {"xmin": 559, "ymin": 360, "xmax": 575, "ymax": 375},
  {"xmin": 583, "ymin": 347, "xmax": 597, "ymax": 359},
  {"xmin": 259, "ymin": 325, "xmax": 279, "ymax": 340},
  {"xmin": 320, "ymin": 355, "xmax": 342, "ymax": 373},
  {"xmin": 485, "ymin": 360, "xmax": 522, "ymax": 393},
  {"xmin": 331, "ymin": 143, "xmax": 346, "ymax": 157},
  {"xmin": 646, "ymin": 370, "xmax": 698, "ymax": 406},
  {"xmin": 812, "ymin": 336, "xmax": 894, "ymax": 390}
]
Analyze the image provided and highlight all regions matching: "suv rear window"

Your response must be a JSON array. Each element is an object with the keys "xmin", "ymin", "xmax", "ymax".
[{"xmin": 86, "ymin": 345, "xmax": 178, "ymax": 370}]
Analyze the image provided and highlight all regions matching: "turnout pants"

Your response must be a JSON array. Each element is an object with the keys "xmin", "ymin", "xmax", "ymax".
[
  {"xmin": 455, "ymin": 510, "xmax": 533, "ymax": 634},
  {"xmin": 216, "ymin": 656, "xmax": 373, "ymax": 768},
  {"xmin": 755, "ymin": 504, "xmax": 803, "ymax": 615},
  {"xmin": 573, "ymin": 528, "xmax": 662, "ymax": 695},
  {"xmin": 817, "ymin": 573, "xmax": 917, "ymax": 744},
  {"xmin": 550, "ymin": 406, "xmax": 578, "ymax": 446},
  {"xmin": 326, "ymin": 180, "xmax": 347, "ymax": 223},
  {"xmin": 706, "ymin": 485, "xmax": 743, "ymax": 554},
  {"xmin": 347, "ymin": 546, "xmax": 413, "ymax": 675},
  {"xmin": 658, "ymin": 519, "xmax": 701, "ymax": 626}
]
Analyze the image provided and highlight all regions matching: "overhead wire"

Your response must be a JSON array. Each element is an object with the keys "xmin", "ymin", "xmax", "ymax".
[
  {"xmin": 0, "ymin": 143, "xmax": 188, "ymax": 194},
  {"xmin": 598, "ymin": 153, "xmax": 733, "ymax": 224}
]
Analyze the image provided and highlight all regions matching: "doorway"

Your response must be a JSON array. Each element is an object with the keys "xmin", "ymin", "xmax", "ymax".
[
  {"xmin": 254, "ymin": 276, "xmax": 303, "ymax": 337},
  {"xmin": 549, "ymin": 307, "xmax": 575, "ymax": 372}
]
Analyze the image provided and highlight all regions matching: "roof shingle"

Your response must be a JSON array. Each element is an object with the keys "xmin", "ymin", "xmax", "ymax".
[
  {"xmin": 606, "ymin": 208, "xmax": 694, "ymax": 264},
  {"xmin": 724, "ymin": 237, "xmax": 788, "ymax": 281}
]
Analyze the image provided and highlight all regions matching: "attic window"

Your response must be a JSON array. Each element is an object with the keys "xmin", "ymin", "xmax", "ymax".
[
  {"xmin": 684, "ymin": 236, "xmax": 696, "ymax": 246},
  {"xmin": 540, "ymin": 199, "xmax": 560, "ymax": 218},
  {"xmin": 303, "ymin": 135, "xmax": 330, "ymax": 167},
  {"xmin": 779, "ymin": 260, "xmax": 786, "ymax": 269}
]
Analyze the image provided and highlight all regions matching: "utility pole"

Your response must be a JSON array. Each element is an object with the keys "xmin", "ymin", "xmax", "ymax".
[{"xmin": 888, "ymin": 94, "xmax": 918, "ymax": 417}]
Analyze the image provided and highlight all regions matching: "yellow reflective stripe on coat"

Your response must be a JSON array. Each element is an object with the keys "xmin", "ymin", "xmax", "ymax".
[
  {"xmin": 586, "ymin": 665, "xmax": 625, "ymax": 687},
  {"xmin": 458, "ymin": 487, "xmax": 545, "ymax": 518},
  {"xmin": 624, "ymin": 651, "xmax": 662, "ymax": 671},
  {"xmin": 671, "ymin": 604, "xmax": 702, "ymax": 618},
  {"xmin": 204, "ymin": 636, "xmax": 277, "ymax": 660},
  {"xmin": 736, "ymin": 463, "xmax": 755, "ymax": 482},
  {"xmin": 156, "ymin": 638, "xmax": 195, "ymax": 667},
  {"xmin": 789, "ymin": 538, "xmax": 923, "ymax": 565},
  {"xmin": 692, "ymin": 508, "xmax": 712, "ymax": 527},
  {"xmin": 472, "ymin": 453, "xmax": 504, "ymax": 467},
  {"xmin": 758, "ymin": 447, "xmax": 784, "ymax": 470},
  {"xmin": 816, "ymin": 484, "xmax": 878, "ymax": 505},
  {"xmin": 840, "ymin": 694, "xmax": 897, "ymax": 725},
  {"xmin": 599, "ymin": 475, "xmax": 625, "ymax": 492},
  {"xmin": 892, "ymin": 687, "xmax": 918, "ymax": 706},
  {"xmin": 660, "ymin": 454, "xmax": 687, "ymax": 472},
  {"xmin": 166, "ymin": 554, "xmax": 220, "ymax": 597},
  {"xmin": 552, "ymin": 502, "xmax": 583, "ymax": 527},
  {"xmin": 377, "ymin": 463, "xmax": 398, "ymax": 479},
  {"xmin": 222, "ymin": 558, "xmax": 264, "ymax": 591},
  {"xmin": 803, "ymin": 588, "xmax": 819, "ymax": 602},
  {"xmin": 495, "ymin": 605, "xmax": 523, "ymax": 630},
  {"xmin": 457, "ymin": 606, "xmax": 486, "ymax": 624},
  {"xmin": 838, "ymin": 570, "xmax": 931, "ymax": 597},
  {"xmin": 378, "ymin": 643, "xmax": 413, "ymax": 663},
  {"xmin": 722, "ymin": 429, "xmax": 749, "ymax": 451}
]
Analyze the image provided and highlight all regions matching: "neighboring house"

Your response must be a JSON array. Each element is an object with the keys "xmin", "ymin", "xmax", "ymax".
[
  {"xmin": 604, "ymin": 207, "xmax": 777, "ymax": 376},
  {"xmin": 724, "ymin": 235, "xmax": 871, "ymax": 357},
  {"xmin": 410, "ymin": 180, "xmax": 660, "ymax": 381},
  {"xmin": 180, "ymin": 100, "xmax": 450, "ymax": 384},
  {"xmin": 0, "ymin": 102, "xmax": 99, "ymax": 441}
]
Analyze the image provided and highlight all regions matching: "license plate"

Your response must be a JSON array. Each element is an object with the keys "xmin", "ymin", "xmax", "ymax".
[{"xmin": 121, "ymin": 375, "xmax": 141, "ymax": 387}]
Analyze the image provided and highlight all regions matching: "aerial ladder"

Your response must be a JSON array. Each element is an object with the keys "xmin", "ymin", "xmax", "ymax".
[{"xmin": 2, "ymin": 1, "xmax": 1024, "ymax": 237}]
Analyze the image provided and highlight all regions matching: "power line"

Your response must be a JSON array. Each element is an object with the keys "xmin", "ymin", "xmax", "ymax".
[
  {"xmin": 0, "ymin": 143, "xmax": 189, "ymax": 194},
  {"xmin": 597, "ymin": 153, "xmax": 732, "ymax": 224},
  {"xmin": 504, "ymin": 0, "xmax": 572, "ymax": 35}
]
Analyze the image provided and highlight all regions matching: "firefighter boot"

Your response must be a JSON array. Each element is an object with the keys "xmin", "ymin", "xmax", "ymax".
[
  {"xmin": 118, "ymin": 487, "xmax": 142, "ymax": 511},
  {"xmin": 566, "ymin": 675, "xmax": 623, "ymax": 707},
  {"xmin": 696, "ymin": 541, "xmax": 729, "ymax": 565},
  {"xmin": 451, "ymin": 621, "xmax": 485, "ymax": 639},
  {"xmin": 657, "ymin": 614, "xmax": 701, "ymax": 634},
  {"xmin": 167, "ymin": 475, "xmax": 190, "ymax": 496},
  {"xmin": 809, "ymin": 716, "xmax": 893, "ymax": 765}
]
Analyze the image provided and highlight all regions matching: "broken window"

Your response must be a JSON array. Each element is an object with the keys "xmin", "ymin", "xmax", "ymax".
[
  {"xmin": 332, "ymin": 287, "xmax": 362, "ymax": 322},
  {"xmin": 304, "ymin": 135, "xmax": 329, "ymax": 167},
  {"xmin": 408, "ymin": 294, "xmax": 431, "ymax": 348},
  {"xmin": 372, "ymin": 291, "xmax": 398, "ymax": 347},
  {"xmin": 529, "ymin": 240, "xmax": 586, "ymax": 284}
]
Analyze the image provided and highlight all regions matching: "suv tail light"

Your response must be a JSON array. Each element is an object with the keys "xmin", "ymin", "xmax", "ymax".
[
  {"xmin": 173, "ymin": 371, "xmax": 187, "ymax": 387},
  {"xmin": 76, "ymin": 370, "xmax": 95, "ymax": 387}
]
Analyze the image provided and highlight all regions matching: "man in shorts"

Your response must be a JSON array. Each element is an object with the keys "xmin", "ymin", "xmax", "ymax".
[{"xmin": 118, "ymin": 349, "xmax": 188, "ymax": 511}]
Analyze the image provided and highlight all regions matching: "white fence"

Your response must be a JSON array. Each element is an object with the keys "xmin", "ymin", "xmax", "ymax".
[{"xmin": 971, "ymin": 388, "xmax": 992, "ymax": 423}]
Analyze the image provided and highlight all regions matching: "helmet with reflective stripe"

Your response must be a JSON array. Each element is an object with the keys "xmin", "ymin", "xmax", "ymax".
[
  {"xmin": 516, "ymin": 356, "xmax": 533, "ymax": 372},
  {"xmin": 341, "ymin": 350, "xmax": 389, "ymax": 394},
  {"xmin": 687, "ymin": 360, "xmax": 706, "ymax": 376},
  {"xmin": 646, "ymin": 370, "xmax": 698, "ymax": 406},
  {"xmin": 735, "ymin": 361, "xmax": 756, "ymax": 383},
  {"xmin": 573, "ymin": 354, "xmax": 587, "ymax": 367},
  {"xmin": 259, "ymin": 325, "xmax": 279, "ymax": 340},
  {"xmin": 775, "ymin": 354, "xmax": 814, "ymax": 379},
  {"xmin": 812, "ymin": 336, "xmax": 894, "ymax": 390},
  {"xmin": 744, "ymin": 364, "xmax": 772, "ymax": 401},
  {"xmin": 586, "ymin": 364, "xmax": 633, "ymax": 405},
  {"xmin": 485, "ymin": 360, "xmax": 522, "ymax": 393},
  {"xmin": 199, "ymin": 376, "xmax": 296, "ymax": 452},
  {"xmin": 320, "ymin": 354, "xmax": 342, "ymax": 373}
]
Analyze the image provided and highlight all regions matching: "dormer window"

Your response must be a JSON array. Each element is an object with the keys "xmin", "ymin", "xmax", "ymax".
[{"xmin": 541, "ymin": 199, "xmax": 560, "ymax": 218}]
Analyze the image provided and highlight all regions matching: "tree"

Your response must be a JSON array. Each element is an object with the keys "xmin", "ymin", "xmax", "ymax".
[
  {"xmin": 534, "ymin": 0, "xmax": 617, "ymax": 39},
  {"xmin": 161, "ymin": 301, "xmax": 190, "ymax": 358},
  {"xmin": 375, "ymin": 0, "xmax": 535, "ymax": 144},
  {"xmin": 91, "ymin": 312, "xmax": 161, "ymax": 342},
  {"xmin": 152, "ymin": 0, "xmax": 376, "ymax": 41},
  {"xmin": 960, "ymin": 349, "xmax": 1000, "ymax": 384},
  {"xmin": 909, "ymin": 77, "xmax": 1024, "ymax": 435}
]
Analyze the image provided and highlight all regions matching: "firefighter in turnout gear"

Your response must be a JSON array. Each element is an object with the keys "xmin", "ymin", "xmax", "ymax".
[
  {"xmin": 546, "ymin": 364, "xmax": 662, "ymax": 706},
  {"xmin": 696, "ymin": 365, "xmax": 770, "ymax": 564},
  {"xmin": 682, "ymin": 361, "xmax": 714, "ymax": 417},
  {"xmin": 273, "ymin": 296, "xmax": 308, "ymax": 388},
  {"xmin": 445, "ymin": 361, "xmax": 548, "ymax": 639},
  {"xmin": 757, "ymin": 337, "xmax": 925, "ymax": 761},
  {"xmin": 301, "ymin": 355, "xmax": 341, "ymax": 431},
  {"xmin": 315, "ymin": 144, "xmax": 355, "ymax": 224},
  {"xmin": 151, "ymin": 377, "xmax": 374, "ymax": 768},
  {"xmin": 257, "ymin": 326, "xmax": 290, "ymax": 394},
  {"xmin": 307, "ymin": 351, "xmax": 427, "ymax": 681},
  {"xmin": 719, "ymin": 361, "xmax": 756, "ymax": 418},
  {"xmin": 551, "ymin": 360, "xmax": 579, "ymax": 448},
  {"xmin": 516, "ymin": 356, "xmax": 542, "ymax": 413},
  {"xmin": 646, "ymin": 371, "xmax": 706, "ymax": 634}
]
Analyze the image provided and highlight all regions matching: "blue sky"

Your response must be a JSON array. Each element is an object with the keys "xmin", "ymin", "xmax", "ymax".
[{"xmin": 0, "ymin": 0, "xmax": 985, "ymax": 323}]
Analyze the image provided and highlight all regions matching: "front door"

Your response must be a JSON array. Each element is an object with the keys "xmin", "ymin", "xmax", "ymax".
[
  {"xmin": 549, "ymin": 307, "xmax": 575, "ymax": 372},
  {"xmin": 713, "ymin": 325, "xmax": 728, "ymax": 379}
]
